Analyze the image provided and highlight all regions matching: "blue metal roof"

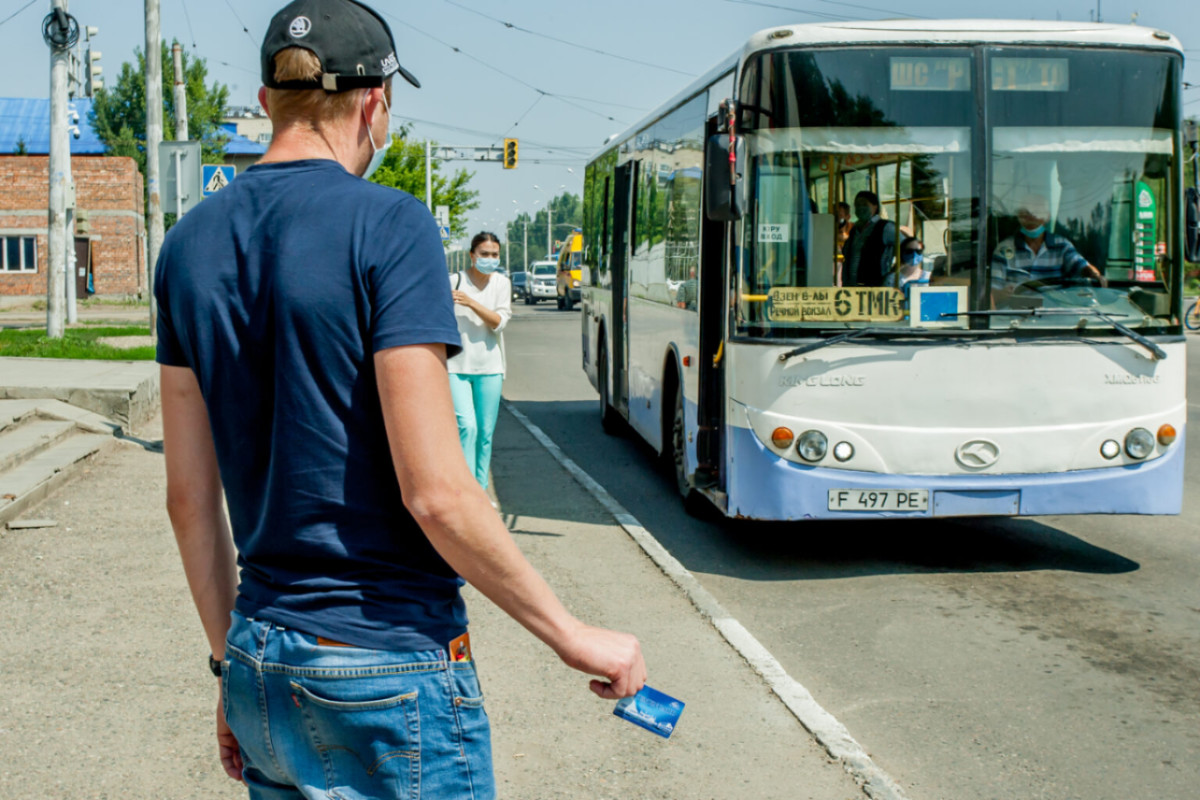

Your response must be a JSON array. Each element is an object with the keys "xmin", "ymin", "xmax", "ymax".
[
  {"xmin": 0, "ymin": 96, "xmax": 267, "ymax": 157},
  {"xmin": 0, "ymin": 97, "xmax": 107, "ymax": 154}
]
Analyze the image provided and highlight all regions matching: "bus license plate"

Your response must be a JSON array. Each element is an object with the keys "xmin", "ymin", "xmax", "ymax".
[{"xmin": 828, "ymin": 489, "xmax": 928, "ymax": 512}]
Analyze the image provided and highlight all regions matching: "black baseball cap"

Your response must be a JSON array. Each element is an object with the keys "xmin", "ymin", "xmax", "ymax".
[{"xmin": 261, "ymin": 0, "xmax": 420, "ymax": 92}]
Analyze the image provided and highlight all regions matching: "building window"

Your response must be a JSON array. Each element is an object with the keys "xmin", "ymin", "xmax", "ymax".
[{"xmin": 2, "ymin": 236, "xmax": 38, "ymax": 273}]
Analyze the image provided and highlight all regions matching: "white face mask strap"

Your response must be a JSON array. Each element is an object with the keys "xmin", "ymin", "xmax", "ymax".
[{"xmin": 363, "ymin": 90, "xmax": 390, "ymax": 152}]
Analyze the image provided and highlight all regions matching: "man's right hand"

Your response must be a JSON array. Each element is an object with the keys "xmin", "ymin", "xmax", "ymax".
[{"xmin": 556, "ymin": 623, "xmax": 647, "ymax": 699}]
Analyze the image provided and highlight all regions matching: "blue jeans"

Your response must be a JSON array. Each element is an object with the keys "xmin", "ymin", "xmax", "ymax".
[
  {"xmin": 448, "ymin": 373, "xmax": 504, "ymax": 489},
  {"xmin": 222, "ymin": 611, "xmax": 495, "ymax": 800}
]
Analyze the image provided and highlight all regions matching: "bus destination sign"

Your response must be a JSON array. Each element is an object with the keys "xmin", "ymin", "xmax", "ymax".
[
  {"xmin": 889, "ymin": 57, "xmax": 971, "ymax": 92},
  {"xmin": 768, "ymin": 287, "xmax": 905, "ymax": 323},
  {"xmin": 991, "ymin": 57, "xmax": 1069, "ymax": 92}
]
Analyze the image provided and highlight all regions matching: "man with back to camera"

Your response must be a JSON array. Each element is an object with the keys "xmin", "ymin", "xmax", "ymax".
[
  {"xmin": 155, "ymin": 1, "xmax": 646, "ymax": 796},
  {"xmin": 990, "ymin": 193, "xmax": 1105, "ymax": 295}
]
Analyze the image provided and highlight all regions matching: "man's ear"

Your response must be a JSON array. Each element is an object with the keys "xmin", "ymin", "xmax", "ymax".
[{"xmin": 258, "ymin": 87, "xmax": 271, "ymax": 117}]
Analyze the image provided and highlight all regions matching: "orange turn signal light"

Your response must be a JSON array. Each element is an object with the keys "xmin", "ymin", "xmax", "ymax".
[
  {"xmin": 1157, "ymin": 424, "xmax": 1177, "ymax": 446},
  {"xmin": 771, "ymin": 426, "xmax": 795, "ymax": 449}
]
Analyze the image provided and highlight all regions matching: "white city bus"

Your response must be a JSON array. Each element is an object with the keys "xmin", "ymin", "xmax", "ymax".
[{"xmin": 580, "ymin": 20, "xmax": 1191, "ymax": 520}]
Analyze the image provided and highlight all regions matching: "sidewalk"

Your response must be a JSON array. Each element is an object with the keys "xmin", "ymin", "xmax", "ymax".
[
  {"xmin": 0, "ymin": 409, "xmax": 864, "ymax": 799},
  {"xmin": 0, "ymin": 302, "xmax": 150, "ymax": 330}
]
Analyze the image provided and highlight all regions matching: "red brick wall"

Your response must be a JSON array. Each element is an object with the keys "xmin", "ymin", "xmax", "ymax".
[{"xmin": 0, "ymin": 156, "xmax": 144, "ymax": 298}]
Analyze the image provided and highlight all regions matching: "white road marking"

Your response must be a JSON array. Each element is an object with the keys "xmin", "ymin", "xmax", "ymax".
[{"xmin": 504, "ymin": 401, "xmax": 911, "ymax": 800}]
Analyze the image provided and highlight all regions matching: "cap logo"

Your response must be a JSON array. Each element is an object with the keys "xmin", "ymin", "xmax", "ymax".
[
  {"xmin": 380, "ymin": 52, "xmax": 399, "ymax": 76},
  {"xmin": 289, "ymin": 16, "xmax": 312, "ymax": 38}
]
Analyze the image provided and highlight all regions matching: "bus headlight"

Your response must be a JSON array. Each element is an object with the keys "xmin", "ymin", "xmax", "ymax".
[
  {"xmin": 797, "ymin": 430, "xmax": 828, "ymax": 462},
  {"xmin": 833, "ymin": 442, "xmax": 854, "ymax": 462},
  {"xmin": 572, "ymin": 279, "xmax": 581, "ymax": 287},
  {"xmin": 1124, "ymin": 428, "xmax": 1155, "ymax": 459},
  {"xmin": 1099, "ymin": 440, "xmax": 1121, "ymax": 460}
]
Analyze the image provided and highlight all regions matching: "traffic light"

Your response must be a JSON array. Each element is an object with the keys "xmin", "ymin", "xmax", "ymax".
[
  {"xmin": 85, "ymin": 27, "xmax": 102, "ymax": 97},
  {"xmin": 503, "ymin": 138, "xmax": 518, "ymax": 169},
  {"xmin": 85, "ymin": 48, "xmax": 102, "ymax": 96}
]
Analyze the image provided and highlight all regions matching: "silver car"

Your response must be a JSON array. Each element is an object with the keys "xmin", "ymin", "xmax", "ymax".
[{"xmin": 525, "ymin": 261, "xmax": 558, "ymax": 304}]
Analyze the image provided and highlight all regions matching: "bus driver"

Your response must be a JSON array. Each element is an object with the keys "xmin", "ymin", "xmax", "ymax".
[{"xmin": 990, "ymin": 193, "xmax": 1105, "ymax": 293}]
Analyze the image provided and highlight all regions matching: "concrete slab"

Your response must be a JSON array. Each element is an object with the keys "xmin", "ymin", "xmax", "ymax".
[
  {"xmin": 0, "ymin": 433, "xmax": 112, "ymax": 525},
  {"xmin": 0, "ymin": 357, "xmax": 159, "ymax": 431}
]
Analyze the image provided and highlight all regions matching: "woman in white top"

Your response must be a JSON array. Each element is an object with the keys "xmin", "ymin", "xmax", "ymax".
[{"xmin": 448, "ymin": 231, "xmax": 512, "ymax": 491}]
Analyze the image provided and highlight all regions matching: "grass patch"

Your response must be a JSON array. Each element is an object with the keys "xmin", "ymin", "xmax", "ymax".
[{"xmin": 0, "ymin": 326, "xmax": 155, "ymax": 360}]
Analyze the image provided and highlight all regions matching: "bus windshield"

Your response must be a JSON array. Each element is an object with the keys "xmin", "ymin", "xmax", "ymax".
[{"xmin": 735, "ymin": 46, "xmax": 1181, "ymax": 338}]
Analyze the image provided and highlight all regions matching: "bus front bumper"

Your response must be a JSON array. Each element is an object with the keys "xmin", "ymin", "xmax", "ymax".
[{"xmin": 725, "ymin": 425, "xmax": 1184, "ymax": 520}]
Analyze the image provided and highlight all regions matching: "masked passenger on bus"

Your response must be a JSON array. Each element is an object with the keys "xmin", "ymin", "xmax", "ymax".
[
  {"xmin": 989, "ymin": 194, "xmax": 1106, "ymax": 296},
  {"xmin": 886, "ymin": 236, "xmax": 932, "ymax": 301},
  {"xmin": 841, "ymin": 190, "xmax": 897, "ymax": 287}
]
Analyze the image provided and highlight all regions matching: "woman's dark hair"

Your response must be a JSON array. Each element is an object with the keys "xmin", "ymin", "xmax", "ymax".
[
  {"xmin": 470, "ymin": 231, "xmax": 501, "ymax": 253},
  {"xmin": 836, "ymin": 201, "xmax": 851, "ymax": 213},
  {"xmin": 901, "ymin": 236, "xmax": 922, "ymax": 254},
  {"xmin": 854, "ymin": 190, "xmax": 880, "ymax": 208}
]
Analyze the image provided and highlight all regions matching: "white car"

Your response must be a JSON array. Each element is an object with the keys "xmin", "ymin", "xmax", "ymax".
[{"xmin": 525, "ymin": 261, "xmax": 558, "ymax": 304}]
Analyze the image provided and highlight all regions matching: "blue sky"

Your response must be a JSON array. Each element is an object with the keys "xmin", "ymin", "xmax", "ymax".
[{"xmin": 1, "ymin": 0, "xmax": 1196, "ymax": 249}]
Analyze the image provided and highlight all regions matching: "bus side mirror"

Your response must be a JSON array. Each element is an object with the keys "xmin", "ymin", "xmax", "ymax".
[
  {"xmin": 1186, "ymin": 187, "xmax": 1200, "ymax": 264},
  {"xmin": 705, "ymin": 133, "xmax": 745, "ymax": 221}
]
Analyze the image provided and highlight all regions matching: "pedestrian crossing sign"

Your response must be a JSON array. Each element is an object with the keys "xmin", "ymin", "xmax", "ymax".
[
  {"xmin": 439, "ymin": 225, "xmax": 451, "ymax": 240},
  {"xmin": 202, "ymin": 165, "xmax": 236, "ymax": 196}
]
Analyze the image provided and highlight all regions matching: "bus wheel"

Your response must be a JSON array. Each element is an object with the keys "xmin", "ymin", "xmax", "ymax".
[
  {"xmin": 598, "ymin": 341, "xmax": 620, "ymax": 434},
  {"xmin": 670, "ymin": 382, "xmax": 690, "ymax": 498},
  {"xmin": 564, "ymin": 293, "xmax": 575, "ymax": 311}
]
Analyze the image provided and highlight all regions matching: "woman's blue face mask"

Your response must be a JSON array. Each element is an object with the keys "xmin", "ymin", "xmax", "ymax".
[
  {"xmin": 475, "ymin": 257, "xmax": 501, "ymax": 273},
  {"xmin": 1020, "ymin": 224, "xmax": 1046, "ymax": 239},
  {"xmin": 903, "ymin": 251, "xmax": 923, "ymax": 266}
]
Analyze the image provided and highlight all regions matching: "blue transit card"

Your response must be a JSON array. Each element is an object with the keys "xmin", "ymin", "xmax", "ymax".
[{"xmin": 613, "ymin": 685, "xmax": 685, "ymax": 739}]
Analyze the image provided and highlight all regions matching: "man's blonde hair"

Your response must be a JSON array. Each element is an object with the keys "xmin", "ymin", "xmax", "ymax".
[{"xmin": 265, "ymin": 47, "xmax": 392, "ymax": 130}]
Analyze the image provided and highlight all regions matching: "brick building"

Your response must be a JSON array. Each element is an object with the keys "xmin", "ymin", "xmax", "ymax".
[
  {"xmin": 0, "ymin": 155, "xmax": 145, "ymax": 298},
  {"xmin": 0, "ymin": 96, "xmax": 265, "ymax": 301}
]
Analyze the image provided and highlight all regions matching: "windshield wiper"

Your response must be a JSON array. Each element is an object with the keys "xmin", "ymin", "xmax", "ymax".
[
  {"xmin": 778, "ymin": 327, "xmax": 928, "ymax": 362},
  {"xmin": 950, "ymin": 309, "xmax": 1167, "ymax": 360}
]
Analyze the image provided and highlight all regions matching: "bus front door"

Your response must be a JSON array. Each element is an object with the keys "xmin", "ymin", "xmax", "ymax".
[
  {"xmin": 610, "ymin": 161, "xmax": 634, "ymax": 417},
  {"xmin": 696, "ymin": 147, "xmax": 726, "ymax": 491}
]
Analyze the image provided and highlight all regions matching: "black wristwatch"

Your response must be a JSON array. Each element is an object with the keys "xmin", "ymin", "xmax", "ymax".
[{"xmin": 209, "ymin": 654, "xmax": 223, "ymax": 677}]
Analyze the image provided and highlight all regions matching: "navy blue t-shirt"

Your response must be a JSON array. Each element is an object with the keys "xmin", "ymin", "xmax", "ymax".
[{"xmin": 155, "ymin": 159, "xmax": 465, "ymax": 651}]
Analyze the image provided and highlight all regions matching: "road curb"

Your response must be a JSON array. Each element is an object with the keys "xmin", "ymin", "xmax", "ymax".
[{"xmin": 503, "ymin": 400, "xmax": 911, "ymax": 800}]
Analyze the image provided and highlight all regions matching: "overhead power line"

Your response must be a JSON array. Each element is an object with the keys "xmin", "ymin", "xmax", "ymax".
[
  {"xmin": 391, "ymin": 113, "xmax": 594, "ymax": 153},
  {"xmin": 722, "ymin": 0, "xmax": 867, "ymax": 22},
  {"xmin": 221, "ymin": 0, "xmax": 258, "ymax": 48},
  {"xmin": 0, "ymin": 0, "xmax": 39, "ymax": 28},
  {"xmin": 180, "ymin": 0, "xmax": 198, "ymax": 49},
  {"xmin": 378, "ymin": 10, "xmax": 630, "ymax": 126},
  {"xmin": 443, "ymin": 0, "xmax": 695, "ymax": 78}
]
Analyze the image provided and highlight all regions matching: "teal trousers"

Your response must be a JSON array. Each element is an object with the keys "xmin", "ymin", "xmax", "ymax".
[{"xmin": 448, "ymin": 373, "xmax": 504, "ymax": 489}]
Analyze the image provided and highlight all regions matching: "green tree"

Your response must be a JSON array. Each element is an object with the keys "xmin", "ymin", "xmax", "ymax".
[
  {"xmin": 514, "ymin": 192, "xmax": 582, "ymax": 263},
  {"xmin": 89, "ymin": 39, "xmax": 230, "ymax": 174},
  {"xmin": 370, "ymin": 128, "xmax": 479, "ymax": 242}
]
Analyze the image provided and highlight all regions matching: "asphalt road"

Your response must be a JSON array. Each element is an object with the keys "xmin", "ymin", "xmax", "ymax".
[{"xmin": 503, "ymin": 303, "xmax": 1200, "ymax": 800}]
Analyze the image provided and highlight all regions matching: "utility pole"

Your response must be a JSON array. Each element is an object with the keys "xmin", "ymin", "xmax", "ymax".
[
  {"xmin": 172, "ymin": 42, "xmax": 188, "ymax": 141},
  {"xmin": 45, "ymin": 0, "xmax": 77, "ymax": 339},
  {"xmin": 145, "ymin": 0, "xmax": 163, "ymax": 336},
  {"xmin": 522, "ymin": 219, "xmax": 528, "ymax": 270},
  {"xmin": 547, "ymin": 206, "xmax": 553, "ymax": 259}
]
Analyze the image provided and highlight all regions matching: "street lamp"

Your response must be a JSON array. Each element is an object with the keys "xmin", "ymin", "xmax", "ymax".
[{"xmin": 532, "ymin": 184, "xmax": 566, "ymax": 259}]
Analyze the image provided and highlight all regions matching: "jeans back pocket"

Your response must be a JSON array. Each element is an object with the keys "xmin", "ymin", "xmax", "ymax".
[{"xmin": 289, "ymin": 679, "xmax": 421, "ymax": 799}]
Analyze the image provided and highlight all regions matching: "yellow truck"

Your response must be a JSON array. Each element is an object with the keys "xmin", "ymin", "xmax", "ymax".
[{"xmin": 555, "ymin": 229, "xmax": 583, "ymax": 310}]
